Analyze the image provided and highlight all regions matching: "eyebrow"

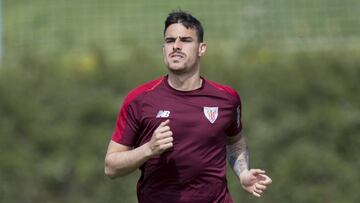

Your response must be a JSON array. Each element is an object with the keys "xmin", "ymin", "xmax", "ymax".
[{"xmin": 165, "ymin": 36, "xmax": 194, "ymax": 41}]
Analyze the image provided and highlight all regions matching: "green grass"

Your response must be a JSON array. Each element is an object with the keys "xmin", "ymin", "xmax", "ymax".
[{"xmin": 4, "ymin": 0, "xmax": 360, "ymax": 58}]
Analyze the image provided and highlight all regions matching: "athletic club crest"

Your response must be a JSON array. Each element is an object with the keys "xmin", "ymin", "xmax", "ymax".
[{"xmin": 203, "ymin": 107, "xmax": 218, "ymax": 124}]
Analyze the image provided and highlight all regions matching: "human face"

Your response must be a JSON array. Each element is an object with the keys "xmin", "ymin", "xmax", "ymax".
[{"xmin": 163, "ymin": 23, "xmax": 206, "ymax": 74}]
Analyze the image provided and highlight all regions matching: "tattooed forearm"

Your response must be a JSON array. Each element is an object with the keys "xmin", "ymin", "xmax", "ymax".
[{"xmin": 226, "ymin": 136, "xmax": 249, "ymax": 177}]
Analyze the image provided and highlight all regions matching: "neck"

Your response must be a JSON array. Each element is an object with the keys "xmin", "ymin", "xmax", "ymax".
[{"xmin": 167, "ymin": 71, "xmax": 202, "ymax": 91}]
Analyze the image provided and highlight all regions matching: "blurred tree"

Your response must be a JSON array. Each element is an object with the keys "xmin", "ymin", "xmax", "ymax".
[{"xmin": 0, "ymin": 48, "xmax": 359, "ymax": 203}]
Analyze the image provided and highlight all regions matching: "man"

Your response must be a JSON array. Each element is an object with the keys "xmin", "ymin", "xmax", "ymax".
[{"xmin": 105, "ymin": 10, "xmax": 272, "ymax": 202}]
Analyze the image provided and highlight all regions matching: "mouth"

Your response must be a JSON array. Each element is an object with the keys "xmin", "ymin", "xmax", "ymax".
[{"xmin": 170, "ymin": 53, "xmax": 185, "ymax": 59}]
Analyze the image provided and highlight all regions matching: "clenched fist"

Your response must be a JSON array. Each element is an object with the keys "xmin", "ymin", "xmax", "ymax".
[{"xmin": 146, "ymin": 119, "xmax": 173, "ymax": 156}]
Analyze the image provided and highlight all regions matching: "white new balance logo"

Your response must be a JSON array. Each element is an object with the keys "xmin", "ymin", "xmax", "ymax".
[{"xmin": 156, "ymin": 110, "xmax": 170, "ymax": 118}]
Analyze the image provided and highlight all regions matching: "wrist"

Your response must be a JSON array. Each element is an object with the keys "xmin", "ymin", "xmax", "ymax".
[
  {"xmin": 239, "ymin": 169, "xmax": 249, "ymax": 183},
  {"xmin": 142, "ymin": 142, "xmax": 154, "ymax": 158}
]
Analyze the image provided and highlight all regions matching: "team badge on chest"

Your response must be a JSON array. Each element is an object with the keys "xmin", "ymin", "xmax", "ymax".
[{"xmin": 203, "ymin": 107, "xmax": 219, "ymax": 124}]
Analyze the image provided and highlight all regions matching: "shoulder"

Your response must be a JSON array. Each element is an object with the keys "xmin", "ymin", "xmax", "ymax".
[
  {"xmin": 123, "ymin": 76, "xmax": 165, "ymax": 105},
  {"xmin": 205, "ymin": 78, "xmax": 240, "ymax": 100}
]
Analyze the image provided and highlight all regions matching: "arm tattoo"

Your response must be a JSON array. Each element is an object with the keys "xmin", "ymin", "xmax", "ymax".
[{"xmin": 226, "ymin": 136, "xmax": 249, "ymax": 177}]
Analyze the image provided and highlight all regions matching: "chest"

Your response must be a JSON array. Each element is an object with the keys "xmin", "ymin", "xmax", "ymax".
[{"xmin": 138, "ymin": 92, "xmax": 235, "ymax": 148}]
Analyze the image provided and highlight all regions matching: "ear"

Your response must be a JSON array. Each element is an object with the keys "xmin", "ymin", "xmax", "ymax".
[{"xmin": 198, "ymin": 42, "xmax": 207, "ymax": 57}]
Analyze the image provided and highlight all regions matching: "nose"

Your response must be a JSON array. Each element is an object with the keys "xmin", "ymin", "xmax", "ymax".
[{"xmin": 173, "ymin": 37, "xmax": 182, "ymax": 51}]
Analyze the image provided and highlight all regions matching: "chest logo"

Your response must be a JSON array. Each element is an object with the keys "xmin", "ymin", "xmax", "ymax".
[
  {"xmin": 203, "ymin": 107, "xmax": 218, "ymax": 124},
  {"xmin": 156, "ymin": 110, "xmax": 170, "ymax": 118}
]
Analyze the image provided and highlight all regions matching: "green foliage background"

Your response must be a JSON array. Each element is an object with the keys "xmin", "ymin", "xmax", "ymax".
[{"xmin": 1, "ymin": 1, "xmax": 360, "ymax": 203}]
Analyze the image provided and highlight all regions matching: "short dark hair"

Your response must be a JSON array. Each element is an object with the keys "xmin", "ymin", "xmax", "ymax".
[{"xmin": 164, "ymin": 10, "xmax": 204, "ymax": 42}]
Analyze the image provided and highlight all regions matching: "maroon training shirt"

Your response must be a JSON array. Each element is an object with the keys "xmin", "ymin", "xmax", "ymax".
[{"xmin": 112, "ymin": 75, "xmax": 242, "ymax": 203}]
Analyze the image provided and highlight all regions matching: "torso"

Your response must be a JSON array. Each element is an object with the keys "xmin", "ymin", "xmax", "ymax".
[{"xmin": 112, "ymin": 76, "xmax": 241, "ymax": 203}]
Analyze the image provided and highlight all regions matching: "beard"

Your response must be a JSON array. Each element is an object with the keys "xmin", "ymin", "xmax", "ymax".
[
  {"xmin": 166, "ymin": 61, "xmax": 201, "ymax": 76},
  {"xmin": 167, "ymin": 62, "xmax": 187, "ymax": 73}
]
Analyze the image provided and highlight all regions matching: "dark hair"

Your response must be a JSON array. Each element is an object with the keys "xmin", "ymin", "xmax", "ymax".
[{"xmin": 164, "ymin": 10, "xmax": 204, "ymax": 42}]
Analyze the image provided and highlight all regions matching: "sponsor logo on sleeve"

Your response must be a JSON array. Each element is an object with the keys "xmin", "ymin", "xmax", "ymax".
[{"xmin": 236, "ymin": 105, "xmax": 240, "ymax": 128}]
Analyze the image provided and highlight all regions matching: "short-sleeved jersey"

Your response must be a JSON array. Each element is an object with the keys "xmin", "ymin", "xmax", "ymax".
[{"xmin": 112, "ymin": 75, "xmax": 242, "ymax": 203}]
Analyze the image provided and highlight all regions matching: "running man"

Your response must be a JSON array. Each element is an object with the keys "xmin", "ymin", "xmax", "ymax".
[{"xmin": 105, "ymin": 10, "xmax": 272, "ymax": 203}]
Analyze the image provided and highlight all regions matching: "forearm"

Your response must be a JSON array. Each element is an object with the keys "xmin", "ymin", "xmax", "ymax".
[
  {"xmin": 105, "ymin": 143, "xmax": 152, "ymax": 178},
  {"xmin": 226, "ymin": 135, "xmax": 249, "ymax": 179}
]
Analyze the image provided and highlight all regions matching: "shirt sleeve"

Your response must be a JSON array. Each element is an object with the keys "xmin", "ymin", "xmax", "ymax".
[
  {"xmin": 225, "ymin": 91, "xmax": 242, "ymax": 137},
  {"xmin": 111, "ymin": 96, "xmax": 141, "ymax": 147}
]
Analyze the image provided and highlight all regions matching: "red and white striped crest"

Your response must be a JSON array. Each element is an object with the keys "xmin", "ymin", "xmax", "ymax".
[{"xmin": 203, "ymin": 107, "xmax": 218, "ymax": 124}]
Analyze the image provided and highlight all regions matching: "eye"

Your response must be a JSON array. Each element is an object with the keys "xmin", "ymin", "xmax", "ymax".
[
  {"xmin": 165, "ymin": 38, "xmax": 175, "ymax": 43},
  {"xmin": 181, "ymin": 38, "xmax": 193, "ymax": 42}
]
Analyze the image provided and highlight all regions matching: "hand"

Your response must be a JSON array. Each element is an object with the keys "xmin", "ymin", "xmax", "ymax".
[
  {"xmin": 240, "ymin": 169, "xmax": 272, "ymax": 197},
  {"xmin": 146, "ymin": 119, "xmax": 173, "ymax": 157}
]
